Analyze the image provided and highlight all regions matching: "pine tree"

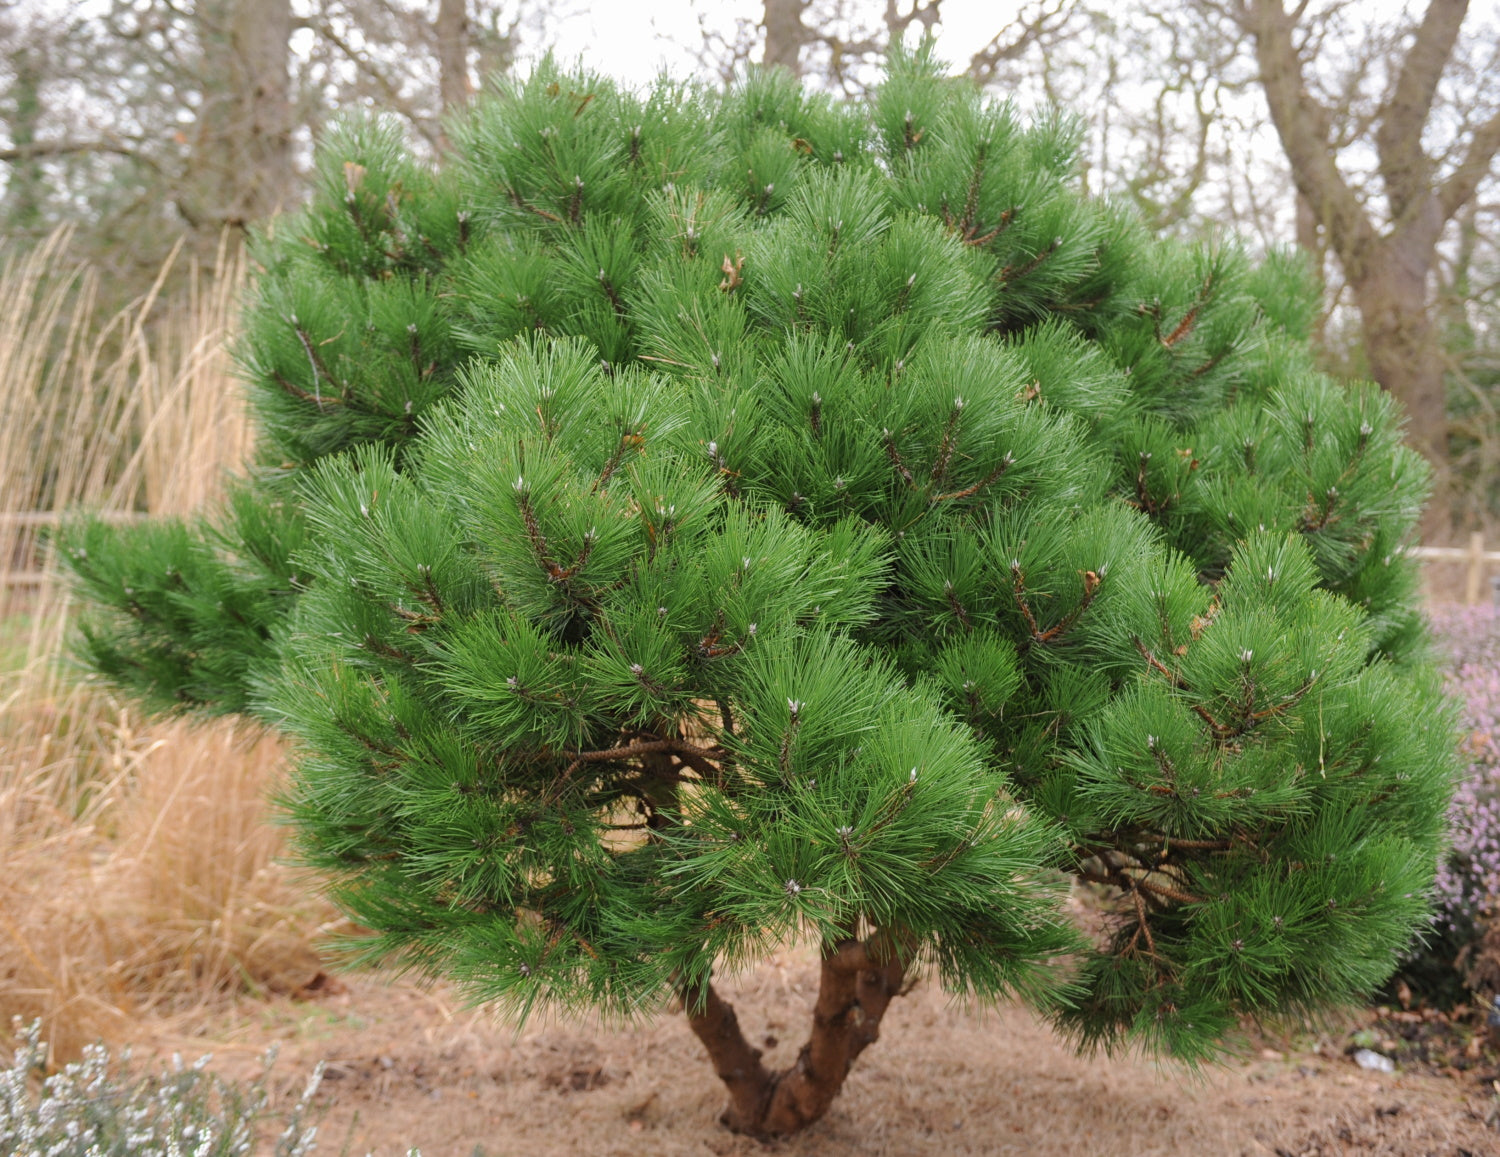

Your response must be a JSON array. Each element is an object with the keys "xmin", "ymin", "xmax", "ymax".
[{"xmin": 65, "ymin": 47, "xmax": 1456, "ymax": 1138}]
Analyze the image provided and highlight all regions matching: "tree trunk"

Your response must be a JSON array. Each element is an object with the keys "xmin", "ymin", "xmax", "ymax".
[
  {"xmin": 437, "ymin": 0, "xmax": 471, "ymax": 119},
  {"xmin": 188, "ymin": 0, "xmax": 294, "ymax": 229},
  {"xmin": 1230, "ymin": 0, "xmax": 1500, "ymax": 540},
  {"xmin": 2, "ymin": 44, "xmax": 45, "ymax": 234},
  {"xmin": 685, "ymin": 935, "xmax": 907, "ymax": 1137},
  {"xmin": 1293, "ymin": 191, "xmax": 1324, "ymax": 283},
  {"xmin": 761, "ymin": 0, "xmax": 809, "ymax": 77},
  {"xmin": 1350, "ymin": 235, "xmax": 1450, "ymax": 531}
]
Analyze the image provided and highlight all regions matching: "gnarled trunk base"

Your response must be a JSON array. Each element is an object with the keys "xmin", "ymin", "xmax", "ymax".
[{"xmin": 684, "ymin": 936, "xmax": 908, "ymax": 1137}]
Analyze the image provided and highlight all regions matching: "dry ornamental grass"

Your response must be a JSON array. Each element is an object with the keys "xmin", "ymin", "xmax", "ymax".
[{"xmin": 0, "ymin": 228, "xmax": 335, "ymax": 1065}]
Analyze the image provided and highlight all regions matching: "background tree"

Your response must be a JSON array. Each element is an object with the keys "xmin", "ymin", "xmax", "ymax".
[
  {"xmin": 700, "ymin": 1, "xmax": 1074, "ymax": 94},
  {"xmin": 305, "ymin": 0, "xmax": 526, "ymax": 152},
  {"xmin": 438, "ymin": 0, "xmax": 474, "ymax": 119},
  {"xmin": 0, "ymin": 7, "xmax": 51, "ymax": 235},
  {"xmin": 950, "ymin": 4, "xmax": 1265, "ymax": 239},
  {"xmin": 877, "ymin": 0, "xmax": 1500, "ymax": 533},
  {"xmin": 0, "ymin": 0, "xmax": 534, "ymax": 293},
  {"xmin": 1202, "ymin": 0, "xmax": 1500, "ymax": 523},
  {"xmin": 184, "ymin": 0, "xmax": 296, "ymax": 229},
  {"xmin": 1441, "ymin": 200, "xmax": 1500, "ymax": 526}
]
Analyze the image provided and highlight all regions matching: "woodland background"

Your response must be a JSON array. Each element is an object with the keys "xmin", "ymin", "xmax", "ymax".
[{"xmin": 4, "ymin": 0, "xmax": 1498, "ymax": 526}]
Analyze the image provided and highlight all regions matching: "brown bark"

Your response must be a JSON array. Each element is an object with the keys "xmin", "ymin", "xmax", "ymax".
[
  {"xmin": 1293, "ymin": 190, "xmax": 1319, "ymax": 258},
  {"xmin": 685, "ymin": 935, "xmax": 908, "ymax": 1137},
  {"xmin": 1375, "ymin": 0, "xmax": 1466, "ymax": 224},
  {"xmin": 1351, "ymin": 230, "xmax": 1448, "ymax": 462},
  {"xmin": 761, "ymin": 0, "xmax": 810, "ymax": 76},
  {"xmin": 437, "ymin": 0, "xmax": 471, "ymax": 120},
  {"xmin": 1234, "ymin": 0, "xmax": 1500, "ymax": 534},
  {"xmin": 188, "ymin": 0, "xmax": 295, "ymax": 229},
  {"xmin": 1293, "ymin": 190, "xmax": 1327, "ymax": 337},
  {"xmin": 1237, "ymin": 0, "xmax": 1373, "ymax": 273}
]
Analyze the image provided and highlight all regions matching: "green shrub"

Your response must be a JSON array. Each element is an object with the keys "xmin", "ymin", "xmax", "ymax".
[{"xmin": 66, "ymin": 46, "xmax": 1456, "ymax": 1136}]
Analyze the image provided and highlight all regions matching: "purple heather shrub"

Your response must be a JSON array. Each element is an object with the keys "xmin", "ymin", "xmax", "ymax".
[{"xmin": 1426, "ymin": 604, "xmax": 1500, "ymax": 933}]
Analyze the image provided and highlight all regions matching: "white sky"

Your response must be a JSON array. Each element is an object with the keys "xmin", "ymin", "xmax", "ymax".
[{"xmin": 531, "ymin": 0, "xmax": 1454, "ymax": 90}]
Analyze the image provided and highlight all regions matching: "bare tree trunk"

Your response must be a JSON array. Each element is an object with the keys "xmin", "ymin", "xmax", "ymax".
[
  {"xmin": 1293, "ymin": 191, "xmax": 1323, "ymax": 281},
  {"xmin": 685, "ymin": 935, "xmax": 907, "ymax": 1137},
  {"xmin": 1230, "ymin": 0, "xmax": 1500, "ymax": 539},
  {"xmin": 1349, "ymin": 234, "xmax": 1450, "ymax": 537},
  {"xmin": 2, "ymin": 44, "xmax": 45, "ymax": 233},
  {"xmin": 1350, "ymin": 240, "xmax": 1446, "ymax": 468},
  {"xmin": 437, "ymin": 0, "xmax": 471, "ymax": 118},
  {"xmin": 187, "ymin": 0, "xmax": 294, "ymax": 229},
  {"xmin": 1293, "ymin": 190, "xmax": 1329, "ymax": 343},
  {"xmin": 761, "ymin": 0, "xmax": 809, "ymax": 76}
]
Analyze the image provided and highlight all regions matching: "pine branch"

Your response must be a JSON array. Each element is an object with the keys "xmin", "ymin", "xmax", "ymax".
[
  {"xmin": 291, "ymin": 323, "xmax": 349, "ymax": 407},
  {"xmin": 506, "ymin": 185, "xmax": 563, "ymax": 224},
  {"xmin": 569, "ymin": 738, "xmax": 723, "ymax": 765},
  {"xmin": 932, "ymin": 454, "xmax": 1013, "ymax": 502},
  {"xmin": 929, "ymin": 398, "xmax": 964, "ymax": 485},
  {"xmin": 593, "ymin": 429, "xmax": 643, "ymax": 493},
  {"xmin": 1161, "ymin": 286, "xmax": 1207, "ymax": 348},
  {"xmin": 1077, "ymin": 856, "xmax": 1204, "ymax": 907},
  {"xmin": 272, "ymin": 371, "xmax": 343, "ymax": 409},
  {"xmin": 1011, "ymin": 562, "xmax": 1101, "ymax": 645},
  {"xmin": 997, "ymin": 237, "xmax": 1062, "ymax": 285},
  {"xmin": 360, "ymin": 633, "xmax": 415, "ymax": 664},
  {"xmin": 597, "ymin": 268, "xmax": 627, "ymax": 316},
  {"xmin": 881, "ymin": 429, "xmax": 916, "ymax": 486},
  {"xmin": 943, "ymin": 581, "xmax": 972, "ymax": 630},
  {"xmin": 1132, "ymin": 637, "xmax": 1184, "ymax": 684}
]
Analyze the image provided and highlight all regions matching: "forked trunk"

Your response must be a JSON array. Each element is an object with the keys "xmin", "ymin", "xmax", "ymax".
[{"xmin": 684, "ymin": 935, "xmax": 908, "ymax": 1137}]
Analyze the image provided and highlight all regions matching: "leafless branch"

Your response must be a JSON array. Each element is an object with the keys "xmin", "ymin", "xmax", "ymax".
[
  {"xmin": 311, "ymin": 15, "xmax": 442, "ymax": 148},
  {"xmin": 1439, "ymin": 104, "xmax": 1500, "ymax": 219},
  {"xmin": 1237, "ymin": 0, "xmax": 1376, "ymax": 274},
  {"xmin": 1375, "ymin": 0, "xmax": 1468, "ymax": 223},
  {"xmin": 967, "ymin": 0, "xmax": 1076, "ymax": 88}
]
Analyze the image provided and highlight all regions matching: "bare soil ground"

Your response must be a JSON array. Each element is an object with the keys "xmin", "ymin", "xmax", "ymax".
[{"xmin": 142, "ymin": 947, "xmax": 1500, "ymax": 1157}]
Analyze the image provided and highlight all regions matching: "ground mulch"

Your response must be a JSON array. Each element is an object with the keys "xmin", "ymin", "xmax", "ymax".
[{"xmin": 140, "ymin": 947, "xmax": 1500, "ymax": 1156}]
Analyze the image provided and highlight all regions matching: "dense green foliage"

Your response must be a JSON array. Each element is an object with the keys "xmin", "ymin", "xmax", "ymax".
[{"xmin": 68, "ymin": 48, "xmax": 1455, "ymax": 1062}]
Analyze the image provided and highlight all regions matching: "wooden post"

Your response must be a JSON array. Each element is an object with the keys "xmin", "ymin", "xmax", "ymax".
[{"xmin": 1466, "ymin": 530, "xmax": 1485, "ymax": 606}]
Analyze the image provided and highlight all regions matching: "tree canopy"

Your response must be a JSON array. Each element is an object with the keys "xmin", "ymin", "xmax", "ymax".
[{"xmin": 66, "ymin": 47, "xmax": 1456, "ymax": 1136}]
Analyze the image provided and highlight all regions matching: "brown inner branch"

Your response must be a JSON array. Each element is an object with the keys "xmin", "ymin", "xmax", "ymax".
[
  {"xmin": 539, "ymin": 730, "xmax": 912, "ymax": 1137},
  {"xmin": 1077, "ymin": 852, "xmax": 1204, "ymax": 908},
  {"xmin": 1012, "ymin": 562, "xmax": 1101, "ymax": 645},
  {"xmin": 1131, "ymin": 636, "xmax": 1319, "ymax": 741},
  {"xmin": 684, "ymin": 933, "xmax": 909, "ymax": 1138},
  {"xmin": 1075, "ymin": 846, "xmax": 1208, "ymax": 974}
]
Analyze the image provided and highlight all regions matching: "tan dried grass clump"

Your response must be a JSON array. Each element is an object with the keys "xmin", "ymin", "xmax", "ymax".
[
  {"xmin": 0, "ymin": 228, "xmax": 335, "ymax": 1065},
  {"xmin": 0, "ymin": 710, "xmax": 331, "ymax": 1063}
]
